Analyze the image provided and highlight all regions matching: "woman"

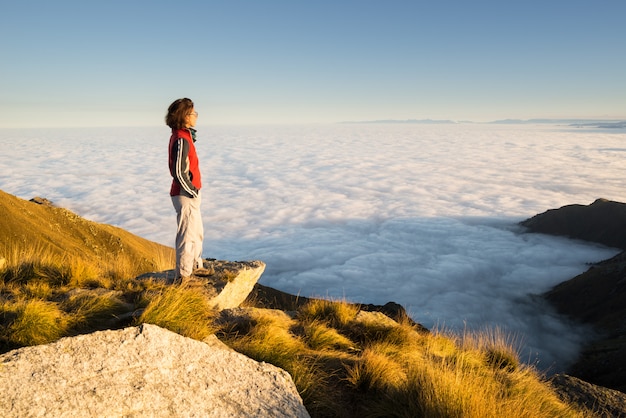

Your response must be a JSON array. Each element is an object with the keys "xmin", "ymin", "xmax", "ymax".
[{"xmin": 166, "ymin": 98, "xmax": 204, "ymax": 282}]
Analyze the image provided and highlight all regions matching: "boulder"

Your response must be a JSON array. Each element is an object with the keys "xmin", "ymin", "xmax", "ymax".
[
  {"xmin": 0, "ymin": 324, "xmax": 309, "ymax": 418},
  {"xmin": 137, "ymin": 259, "xmax": 266, "ymax": 311},
  {"xmin": 200, "ymin": 259, "xmax": 266, "ymax": 310}
]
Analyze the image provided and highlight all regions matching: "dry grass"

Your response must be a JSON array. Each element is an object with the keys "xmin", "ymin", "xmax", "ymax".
[
  {"xmin": 217, "ymin": 298, "xmax": 595, "ymax": 418},
  {"xmin": 300, "ymin": 319, "xmax": 355, "ymax": 351},
  {"xmin": 137, "ymin": 283, "xmax": 218, "ymax": 340},
  {"xmin": 62, "ymin": 290, "xmax": 129, "ymax": 332},
  {"xmin": 297, "ymin": 297, "xmax": 360, "ymax": 328},
  {"xmin": 0, "ymin": 240, "xmax": 176, "ymax": 350},
  {"xmin": 220, "ymin": 308, "xmax": 343, "ymax": 416},
  {"xmin": 1, "ymin": 298, "xmax": 68, "ymax": 347}
]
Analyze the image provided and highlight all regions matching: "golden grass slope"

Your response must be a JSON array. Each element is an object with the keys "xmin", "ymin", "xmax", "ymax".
[{"xmin": 0, "ymin": 189, "xmax": 174, "ymax": 275}]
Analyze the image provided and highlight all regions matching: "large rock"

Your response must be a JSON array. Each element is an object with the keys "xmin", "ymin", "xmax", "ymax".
[
  {"xmin": 201, "ymin": 259, "xmax": 266, "ymax": 310},
  {"xmin": 0, "ymin": 324, "xmax": 310, "ymax": 418},
  {"xmin": 137, "ymin": 259, "xmax": 266, "ymax": 311}
]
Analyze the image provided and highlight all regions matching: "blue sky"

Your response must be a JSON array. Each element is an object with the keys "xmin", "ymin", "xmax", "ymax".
[{"xmin": 1, "ymin": 0, "xmax": 624, "ymax": 128}]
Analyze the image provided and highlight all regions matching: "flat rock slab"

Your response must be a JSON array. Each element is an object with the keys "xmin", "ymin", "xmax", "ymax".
[
  {"xmin": 201, "ymin": 259, "xmax": 266, "ymax": 310},
  {"xmin": 137, "ymin": 259, "xmax": 266, "ymax": 310},
  {"xmin": 0, "ymin": 324, "xmax": 309, "ymax": 418}
]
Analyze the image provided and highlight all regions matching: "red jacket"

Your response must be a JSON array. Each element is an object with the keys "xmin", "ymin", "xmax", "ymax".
[{"xmin": 169, "ymin": 128, "xmax": 202, "ymax": 198}]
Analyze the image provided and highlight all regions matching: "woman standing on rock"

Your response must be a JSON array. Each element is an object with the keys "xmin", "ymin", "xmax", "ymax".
[{"xmin": 166, "ymin": 98, "xmax": 204, "ymax": 282}]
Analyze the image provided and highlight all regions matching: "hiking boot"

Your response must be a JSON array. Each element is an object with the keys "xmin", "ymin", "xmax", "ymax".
[{"xmin": 192, "ymin": 267, "xmax": 214, "ymax": 277}]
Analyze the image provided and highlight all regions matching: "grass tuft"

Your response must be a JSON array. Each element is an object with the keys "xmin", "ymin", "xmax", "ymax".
[
  {"xmin": 1, "ymin": 299, "xmax": 68, "ymax": 347},
  {"xmin": 300, "ymin": 319, "xmax": 355, "ymax": 351},
  {"xmin": 62, "ymin": 290, "xmax": 130, "ymax": 332},
  {"xmin": 297, "ymin": 298, "xmax": 359, "ymax": 329},
  {"xmin": 136, "ymin": 283, "xmax": 217, "ymax": 340},
  {"xmin": 346, "ymin": 344, "xmax": 406, "ymax": 393}
]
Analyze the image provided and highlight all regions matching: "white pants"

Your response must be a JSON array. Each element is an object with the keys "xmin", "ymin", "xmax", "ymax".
[{"xmin": 171, "ymin": 192, "xmax": 204, "ymax": 278}]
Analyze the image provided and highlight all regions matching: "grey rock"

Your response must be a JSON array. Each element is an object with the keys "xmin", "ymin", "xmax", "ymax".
[
  {"xmin": 550, "ymin": 374, "xmax": 626, "ymax": 417},
  {"xmin": 137, "ymin": 259, "xmax": 266, "ymax": 311},
  {"xmin": 201, "ymin": 259, "xmax": 266, "ymax": 310},
  {"xmin": 29, "ymin": 196, "xmax": 55, "ymax": 206},
  {"xmin": 0, "ymin": 324, "xmax": 310, "ymax": 418}
]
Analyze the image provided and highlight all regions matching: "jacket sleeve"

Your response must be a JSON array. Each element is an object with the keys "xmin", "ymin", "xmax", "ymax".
[{"xmin": 171, "ymin": 138, "xmax": 199, "ymax": 198}]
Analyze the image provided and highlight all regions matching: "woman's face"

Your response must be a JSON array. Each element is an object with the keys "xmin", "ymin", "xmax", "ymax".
[{"xmin": 185, "ymin": 108, "xmax": 198, "ymax": 128}]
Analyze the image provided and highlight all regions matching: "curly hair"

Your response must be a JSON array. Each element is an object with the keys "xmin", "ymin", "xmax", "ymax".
[{"xmin": 165, "ymin": 98, "xmax": 194, "ymax": 130}]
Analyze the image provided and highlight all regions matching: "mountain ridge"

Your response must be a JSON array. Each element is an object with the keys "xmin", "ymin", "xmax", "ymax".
[{"xmin": 521, "ymin": 198, "xmax": 626, "ymax": 393}]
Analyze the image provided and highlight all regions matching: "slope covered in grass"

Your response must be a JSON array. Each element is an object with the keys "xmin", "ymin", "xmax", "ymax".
[
  {"xmin": 0, "ymin": 189, "xmax": 174, "ymax": 275},
  {"xmin": 0, "ymin": 189, "xmax": 607, "ymax": 416}
]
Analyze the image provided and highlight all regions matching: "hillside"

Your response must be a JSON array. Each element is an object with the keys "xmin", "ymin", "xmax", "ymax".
[
  {"xmin": 521, "ymin": 198, "xmax": 626, "ymax": 393},
  {"xmin": 2, "ymin": 189, "xmax": 625, "ymax": 416},
  {"xmin": 0, "ymin": 189, "xmax": 174, "ymax": 275}
]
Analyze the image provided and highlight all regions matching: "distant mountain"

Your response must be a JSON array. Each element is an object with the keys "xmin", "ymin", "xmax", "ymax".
[
  {"xmin": 570, "ymin": 121, "xmax": 626, "ymax": 129},
  {"xmin": 490, "ymin": 118, "xmax": 626, "ymax": 127},
  {"xmin": 521, "ymin": 198, "xmax": 626, "ymax": 393},
  {"xmin": 340, "ymin": 118, "xmax": 626, "ymax": 127},
  {"xmin": 340, "ymin": 118, "xmax": 458, "ymax": 124}
]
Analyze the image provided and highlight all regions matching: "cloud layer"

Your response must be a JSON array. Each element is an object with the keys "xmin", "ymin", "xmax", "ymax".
[{"xmin": 1, "ymin": 123, "xmax": 623, "ymax": 372}]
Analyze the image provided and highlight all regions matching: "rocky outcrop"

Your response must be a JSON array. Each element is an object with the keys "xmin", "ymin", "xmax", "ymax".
[
  {"xmin": 0, "ymin": 324, "xmax": 310, "ymax": 418},
  {"xmin": 550, "ymin": 374, "xmax": 626, "ymax": 417},
  {"xmin": 520, "ymin": 198, "xmax": 626, "ymax": 249},
  {"xmin": 137, "ymin": 259, "xmax": 266, "ymax": 311},
  {"xmin": 248, "ymin": 283, "xmax": 428, "ymax": 332},
  {"xmin": 548, "ymin": 251, "xmax": 626, "ymax": 393},
  {"xmin": 200, "ymin": 259, "xmax": 266, "ymax": 310},
  {"xmin": 29, "ymin": 196, "xmax": 55, "ymax": 207},
  {"xmin": 521, "ymin": 198, "xmax": 626, "ymax": 393}
]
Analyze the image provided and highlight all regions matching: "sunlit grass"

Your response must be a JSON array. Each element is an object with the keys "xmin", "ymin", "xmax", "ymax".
[
  {"xmin": 218, "ymin": 298, "xmax": 592, "ymax": 418},
  {"xmin": 0, "ymin": 239, "xmax": 601, "ymax": 417},
  {"xmin": 1, "ymin": 242, "xmax": 71, "ymax": 284},
  {"xmin": 1, "ymin": 298, "xmax": 68, "ymax": 347},
  {"xmin": 220, "ymin": 308, "xmax": 337, "ymax": 415},
  {"xmin": 300, "ymin": 319, "xmax": 355, "ymax": 351},
  {"xmin": 297, "ymin": 297, "xmax": 359, "ymax": 328},
  {"xmin": 137, "ymin": 283, "xmax": 217, "ymax": 340},
  {"xmin": 341, "ymin": 324, "xmax": 586, "ymax": 418},
  {"xmin": 0, "ymin": 242, "xmax": 176, "ymax": 350}
]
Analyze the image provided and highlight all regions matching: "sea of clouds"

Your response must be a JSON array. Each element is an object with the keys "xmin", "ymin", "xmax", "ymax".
[{"xmin": 0, "ymin": 123, "xmax": 623, "ymax": 372}]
